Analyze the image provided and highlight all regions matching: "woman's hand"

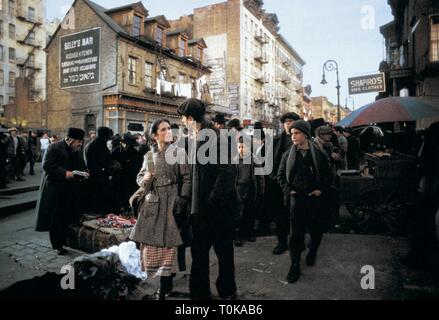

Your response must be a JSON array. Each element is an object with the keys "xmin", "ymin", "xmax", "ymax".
[{"xmin": 144, "ymin": 172, "xmax": 154, "ymax": 182}]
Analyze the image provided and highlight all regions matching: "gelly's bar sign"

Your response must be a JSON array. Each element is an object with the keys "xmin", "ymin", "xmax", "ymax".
[
  {"xmin": 348, "ymin": 73, "xmax": 386, "ymax": 95},
  {"xmin": 60, "ymin": 28, "xmax": 101, "ymax": 88}
]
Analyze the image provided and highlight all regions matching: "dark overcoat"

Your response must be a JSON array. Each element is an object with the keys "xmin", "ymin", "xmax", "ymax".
[{"xmin": 35, "ymin": 140, "xmax": 86, "ymax": 232}]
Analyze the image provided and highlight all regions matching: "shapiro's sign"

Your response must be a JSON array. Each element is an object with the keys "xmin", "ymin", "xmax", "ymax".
[
  {"xmin": 60, "ymin": 28, "xmax": 101, "ymax": 89},
  {"xmin": 348, "ymin": 73, "xmax": 386, "ymax": 95}
]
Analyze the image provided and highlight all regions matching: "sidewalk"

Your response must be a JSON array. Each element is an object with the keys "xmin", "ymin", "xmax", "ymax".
[{"xmin": 0, "ymin": 163, "xmax": 42, "ymax": 215}]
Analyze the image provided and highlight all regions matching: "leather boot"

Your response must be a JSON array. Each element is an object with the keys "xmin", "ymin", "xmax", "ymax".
[
  {"xmin": 306, "ymin": 249, "xmax": 318, "ymax": 267},
  {"xmin": 273, "ymin": 241, "xmax": 288, "ymax": 255},
  {"xmin": 287, "ymin": 263, "xmax": 301, "ymax": 283}
]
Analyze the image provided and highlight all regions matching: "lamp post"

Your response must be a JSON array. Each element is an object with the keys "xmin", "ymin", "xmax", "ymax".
[
  {"xmin": 345, "ymin": 96, "xmax": 355, "ymax": 112},
  {"xmin": 321, "ymin": 59, "xmax": 341, "ymax": 122}
]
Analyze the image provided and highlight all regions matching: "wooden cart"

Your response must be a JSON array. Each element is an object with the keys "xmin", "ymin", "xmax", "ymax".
[{"xmin": 337, "ymin": 152, "xmax": 418, "ymax": 235}]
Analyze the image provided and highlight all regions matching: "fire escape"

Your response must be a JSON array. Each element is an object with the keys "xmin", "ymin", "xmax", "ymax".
[{"xmin": 16, "ymin": 2, "xmax": 43, "ymax": 101}]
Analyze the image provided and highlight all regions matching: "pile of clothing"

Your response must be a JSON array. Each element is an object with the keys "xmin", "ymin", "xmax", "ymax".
[{"xmin": 96, "ymin": 214, "xmax": 136, "ymax": 229}]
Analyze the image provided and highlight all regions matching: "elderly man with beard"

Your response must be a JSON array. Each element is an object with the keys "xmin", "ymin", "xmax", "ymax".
[{"xmin": 35, "ymin": 128, "xmax": 89, "ymax": 255}]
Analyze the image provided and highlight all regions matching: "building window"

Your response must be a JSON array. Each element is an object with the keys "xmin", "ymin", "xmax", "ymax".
[
  {"xmin": 8, "ymin": 0, "xmax": 15, "ymax": 15},
  {"xmin": 0, "ymin": 70, "xmax": 3, "ymax": 85},
  {"xmin": 128, "ymin": 56, "xmax": 137, "ymax": 85},
  {"xmin": 9, "ymin": 47, "xmax": 15, "ymax": 62},
  {"xmin": 28, "ymin": 53, "xmax": 35, "ymax": 67},
  {"xmin": 27, "ymin": 31, "xmax": 35, "ymax": 45},
  {"xmin": 144, "ymin": 61, "xmax": 153, "ymax": 89},
  {"xmin": 196, "ymin": 47, "xmax": 202, "ymax": 62},
  {"xmin": 430, "ymin": 16, "xmax": 439, "ymax": 63},
  {"xmin": 0, "ymin": 20, "xmax": 3, "ymax": 37},
  {"xmin": 156, "ymin": 27, "xmax": 163, "ymax": 44},
  {"xmin": 0, "ymin": 45, "xmax": 4, "ymax": 61},
  {"xmin": 28, "ymin": 7, "xmax": 35, "ymax": 22},
  {"xmin": 0, "ymin": 95, "xmax": 4, "ymax": 107},
  {"xmin": 9, "ymin": 96, "xmax": 14, "ymax": 104},
  {"xmin": 9, "ymin": 71, "xmax": 15, "ymax": 87},
  {"xmin": 133, "ymin": 15, "xmax": 142, "ymax": 37},
  {"xmin": 179, "ymin": 38, "xmax": 186, "ymax": 57},
  {"xmin": 179, "ymin": 73, "xmax": 186, "ymax": 84},
  {"xmin": 9, "ymin": 23, "xmax": 15, "ymax": 39}
]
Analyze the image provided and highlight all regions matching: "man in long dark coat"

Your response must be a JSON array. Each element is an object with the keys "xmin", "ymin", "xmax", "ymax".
[
  {"xmin": 35, "ymin": 128, "xmax": 88, "ymax": 255},
  {"xmin": 84, "ymin": 126, "xmax": 114, "ymax": 215},
  {"xmin": 277, "ymin": 120, "xmax": 333, "ymax": 283},
  {"xmin": 178, "ymin": 98, "xmax": 238, "ymax": 300},
  {"xmin": 270, "ymin": 112, "xmax": 301, "ymax": 255}
]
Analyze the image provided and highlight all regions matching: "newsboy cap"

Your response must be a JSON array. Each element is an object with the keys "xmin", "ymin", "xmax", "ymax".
[
  {"xmin": 315, "ymin": 125, "xmax": 334, "ymax": 137},
  {"xmin": 67, "ymin": 128, "xmax": 85, "ymax": 141},
  {"xmin": 177, "ymin": 98, "xmax": 206, "ymax": 123}
]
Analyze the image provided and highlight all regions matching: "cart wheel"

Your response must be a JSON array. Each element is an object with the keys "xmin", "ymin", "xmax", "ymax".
[{"xmin": 350, "ymin": 190, "xmax": 408, "ymax": 236}]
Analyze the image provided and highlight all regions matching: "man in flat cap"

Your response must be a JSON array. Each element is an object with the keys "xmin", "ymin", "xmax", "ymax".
[
  {"xmin": 178, "ymin": 98, "xmax": 238, "ymax": 300},
  {"xmin": 35, "ymin": 128, "xmax": 89, "ymax": 255},
  {"xmin": 270, "ymin": 112, "xmax": 301, "ymax": 255}
]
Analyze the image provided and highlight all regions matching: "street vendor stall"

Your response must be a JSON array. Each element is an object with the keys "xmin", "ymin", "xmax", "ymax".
[{"xmin": 67, "ymin": 214, "xmax": 136, "ymax": 253}]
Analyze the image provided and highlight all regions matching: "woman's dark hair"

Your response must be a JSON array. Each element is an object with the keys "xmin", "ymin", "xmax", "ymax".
[{"xmin": 150, "ymin": 119, "xmax": 171, "ymax": 137}]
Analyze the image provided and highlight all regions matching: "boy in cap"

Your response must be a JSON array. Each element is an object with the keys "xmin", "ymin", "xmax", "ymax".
[
  {"xmin": 35, "ymin": 128, "xmax": 89, "ymax": 255},
  {"xmin": 277, "ymin": 120, "xmax": 333, "ymax": 283},
  {"xmin": 270, "ymin": 112, "xmax": 301, "ymax": 255}
]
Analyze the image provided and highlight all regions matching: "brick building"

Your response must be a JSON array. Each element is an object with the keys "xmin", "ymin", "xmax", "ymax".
[
  {"xmin": 379, "ymin": 0, "xmax": 439, "ymax": 100},
  {"xmin": 169, "ymin": 0, "xmax": 305, "ymax": 128},
  {"xmin": 311, "ymin": 96, "xmax": 351, "ymax": 125},
  {"xmin": 45, "ymin": 0, "xmax": 211, "ymax": 136},
  {"xmin": 0, "ymin": 0, "xmax": 49, "ymax": 126}
]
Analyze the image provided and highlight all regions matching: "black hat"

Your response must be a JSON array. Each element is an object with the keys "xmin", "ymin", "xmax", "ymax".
[
  {"xmin": 213, "ymin": 114, "xmax": 226, "ymax": 124},
  {"xmin": 226, "ymin": 118, "xmax": 243, "ymax": 131},
  {"xmin": 344, "ymin": 127, "xmax": 354, "ymax": 135},
  {"xmin": 97, "ymin": 127, "xmax": 113, "ymax": 140},
  {"xmin": 67, "ymin": 128, "xmax": 85, "ymax": 140},
  {"xmin": 280, "ymin": 112, "xmax": 301, "ymax": 123},
  {"xmin": 121, "ymin": 133, "xmax": 137, "ymax": 146},
  {"xmin": 254, "ymin": 121, "xmax": 263, "ymax": 130},
  {"xmin": 177, "ymin": 98, "xmax": 206, "ymax": 123},
  {"xmin": 290, "ymin": 120, "xmax": 311, "ymax": 138}
]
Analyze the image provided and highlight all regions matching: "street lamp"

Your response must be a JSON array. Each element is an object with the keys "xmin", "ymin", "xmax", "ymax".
[
  {"xmin": 321, "ymin": 59, "xmax": 341, "ymax": 122},
  {"xmin": 345, "ymin": 96, "xmax": 355, "ymax": 111}
]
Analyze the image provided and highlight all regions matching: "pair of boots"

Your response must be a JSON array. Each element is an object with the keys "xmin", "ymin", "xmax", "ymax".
[{"xmin": 287, "ymin": 248, "xmax": 318, "ymax": 284}]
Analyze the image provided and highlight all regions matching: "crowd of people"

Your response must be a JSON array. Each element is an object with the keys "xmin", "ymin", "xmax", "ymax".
[
  {"xmin": 0, "ymin": 128, "xmax": 57, "ymax": 189},
  {"xmin": 17, "ymin": 97, "xmax": 437, "ymax": 300}
]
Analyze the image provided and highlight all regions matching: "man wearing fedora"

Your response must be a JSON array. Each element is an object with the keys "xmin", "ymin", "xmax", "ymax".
[{"xmin": 35, "ymin": 128, "xmax": 89, "ymax": 255}]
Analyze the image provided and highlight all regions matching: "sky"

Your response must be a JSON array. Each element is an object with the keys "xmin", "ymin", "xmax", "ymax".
[{"xmin": 46, "ymin": 0, "xmax": 394, "ymax": 111}]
